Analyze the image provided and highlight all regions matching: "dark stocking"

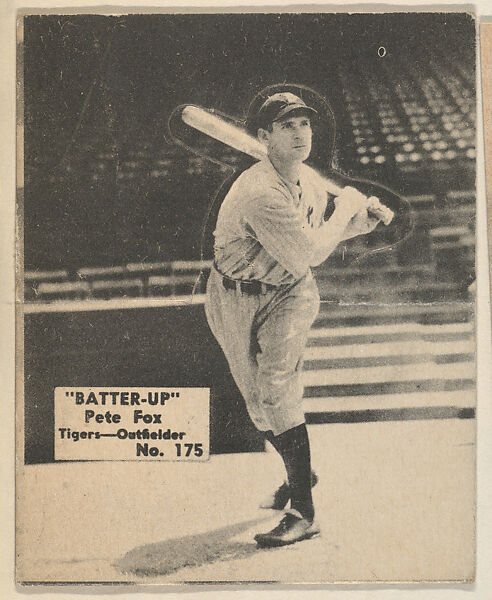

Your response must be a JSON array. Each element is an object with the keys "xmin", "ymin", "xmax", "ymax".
[{"xmin": 264, "ymin": 424, "xmax": 314, "ymax": 522}]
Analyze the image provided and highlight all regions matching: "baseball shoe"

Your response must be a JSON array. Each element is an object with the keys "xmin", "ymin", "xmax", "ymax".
[
  {"xmin": 259, "ymin": 471, "xmax": 319, "ymax": 510},
  {"xmin": 254, "ymin": 510, "xmax": 320, "ymax": 548}
]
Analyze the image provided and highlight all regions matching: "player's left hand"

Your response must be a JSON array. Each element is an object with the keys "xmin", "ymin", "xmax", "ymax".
[{"xmin": 343, "ymin": 206, "xmax": 380, "ymax": 239}]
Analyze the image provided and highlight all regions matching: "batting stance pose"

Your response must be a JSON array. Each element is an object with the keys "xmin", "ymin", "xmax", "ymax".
[{"xmin": 205, "ymin": 92, "xmax": 381, "ymax": 547}]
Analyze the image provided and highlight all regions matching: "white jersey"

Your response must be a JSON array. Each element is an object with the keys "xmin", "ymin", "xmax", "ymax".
[{"xmin": 214, "ymin": 158, "xmax": 328, "ymax": 285}]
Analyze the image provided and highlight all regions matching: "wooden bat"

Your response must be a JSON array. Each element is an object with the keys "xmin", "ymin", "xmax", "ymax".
[{"xmin": 181, "ymin": 105, "xmax": 394, "ymax": 225}]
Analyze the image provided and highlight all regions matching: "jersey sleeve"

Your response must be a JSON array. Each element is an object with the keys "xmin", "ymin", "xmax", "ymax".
[{"xmin": 244, "ymin": 192, "xmax": 315, "ymax": 279}]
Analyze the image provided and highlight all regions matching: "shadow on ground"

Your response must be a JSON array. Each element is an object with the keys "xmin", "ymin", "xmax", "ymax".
[{"xmin": 114, "ymin": 517, "xmax": 272, "ymax": 577}]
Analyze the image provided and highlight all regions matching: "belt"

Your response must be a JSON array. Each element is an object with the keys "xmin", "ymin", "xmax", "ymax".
[
  {"xmin": 221, "ymin": 276, "xmax": 278, "ymax": 295},
  {"xmin": 213, "ymin": 262, "xmax": 282, "ymax": 295}
]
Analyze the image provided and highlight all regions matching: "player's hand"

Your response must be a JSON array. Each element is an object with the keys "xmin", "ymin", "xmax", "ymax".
[
  {"xmin": 366, "ymin": 196, "xmax": 394, "ymax": 225},
  {"xmin": 345, "ymin": 208, "xmax": 380, "ymax": 237},
  {"xmin": 334, "ymin": 186, "xmax": 370, "ymax": 220}
]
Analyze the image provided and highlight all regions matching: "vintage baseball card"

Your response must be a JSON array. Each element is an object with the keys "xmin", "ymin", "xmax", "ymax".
[{"xmin": 9, "ymin": 3, "xmax": 490, "ymax": 592}]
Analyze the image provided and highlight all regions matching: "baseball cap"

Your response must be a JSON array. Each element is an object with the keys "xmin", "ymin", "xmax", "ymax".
[{"xmin": 250, "ymin": 92, "xmax": 318, "ymax": 131}]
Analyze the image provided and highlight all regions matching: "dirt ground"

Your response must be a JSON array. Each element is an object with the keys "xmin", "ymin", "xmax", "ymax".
[{"xmin": 16, "ymin": 418, "xmax": 475, "ymax": 585}]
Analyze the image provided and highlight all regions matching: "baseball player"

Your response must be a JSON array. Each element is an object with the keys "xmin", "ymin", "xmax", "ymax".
[{"xmin": 205, "ymin": 91, "xmax": 381, "ymax": 547}]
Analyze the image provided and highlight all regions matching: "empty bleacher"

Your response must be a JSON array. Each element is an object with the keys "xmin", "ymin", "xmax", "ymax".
[
  {"xmin": 25, "ymin": 41, "xmax": 475, "ymax": 207},
  {"xmin": 24, "ymin": 170, "xmax": 476, "ymax": 308},
  {"xmin": 337, "ymin": 54, "xmax": 475, "ymax": 186},
  {"xmin": 24, "ymin": 260, "xmax": 209, "ymax": 304}
]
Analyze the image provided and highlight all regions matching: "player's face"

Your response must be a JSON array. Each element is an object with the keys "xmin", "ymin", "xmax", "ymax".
[{"xmin": 263, "ymin": 115, "xmax": 313, "ymax": 163}]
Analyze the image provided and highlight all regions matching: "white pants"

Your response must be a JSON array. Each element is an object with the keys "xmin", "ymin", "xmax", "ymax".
[{"xmin": 205, "ymin": 267, "xmax": 320, "ymax": 436}]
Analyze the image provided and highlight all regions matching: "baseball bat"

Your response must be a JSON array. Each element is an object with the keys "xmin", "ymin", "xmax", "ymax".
[{"xmin": 181, "ymin": 105, "xmax": 394, "ymax": 225}]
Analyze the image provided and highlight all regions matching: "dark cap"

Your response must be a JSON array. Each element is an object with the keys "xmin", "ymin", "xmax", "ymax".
[{"xmin": 250, "ymin": 92, "xmax": 318, "ymax": 131}]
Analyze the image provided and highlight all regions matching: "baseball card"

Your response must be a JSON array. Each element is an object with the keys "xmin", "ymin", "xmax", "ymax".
[{"xmin": 8, "ymin": 2, "xmax": 490, "ymax": 592}]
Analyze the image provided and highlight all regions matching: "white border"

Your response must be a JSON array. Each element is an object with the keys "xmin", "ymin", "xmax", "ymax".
[{"xmin": 2, "ymin": 2, "xmax": 491, "ymax": 599}]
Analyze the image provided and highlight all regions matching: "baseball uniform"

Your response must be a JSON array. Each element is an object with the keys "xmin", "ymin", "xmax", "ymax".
[{"xmin": 205, "ymin": 157, "xmax": 327, "ymax": 435}]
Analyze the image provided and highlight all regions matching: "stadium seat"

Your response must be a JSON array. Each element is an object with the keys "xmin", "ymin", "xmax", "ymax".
[
  {"xmin": 36, "ymin": 281, "xmax": 90, "ymax": 301},
  {"xmin": 90, "ymin": 278, "xmax": 144, "ymax": 299}
]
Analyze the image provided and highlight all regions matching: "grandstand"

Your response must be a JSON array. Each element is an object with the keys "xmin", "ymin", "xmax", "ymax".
[{"xmin": 23, "ymin": 36, "xmax": 476, "ymax": 303}]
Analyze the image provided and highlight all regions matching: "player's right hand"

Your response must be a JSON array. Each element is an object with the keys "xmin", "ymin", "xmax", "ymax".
[{"xmin": 334, "ymin": 186, "xmax": 369, "ymax": 219}]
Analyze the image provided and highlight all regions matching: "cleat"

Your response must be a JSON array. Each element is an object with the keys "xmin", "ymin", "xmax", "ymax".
[{"xmin": 254, "ymin": 510, "xmax": 321, "ymax": 548}]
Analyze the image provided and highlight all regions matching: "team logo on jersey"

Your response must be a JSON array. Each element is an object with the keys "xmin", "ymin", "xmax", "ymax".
[{"xmin": 307, "ymin": 206, "xmax": 314, "ymax": 227}]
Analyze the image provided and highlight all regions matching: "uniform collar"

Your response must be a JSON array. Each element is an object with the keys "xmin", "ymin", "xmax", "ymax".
[{"xmin": 262, "ymin": 157, "xmax": 304, "ymax": 197}]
